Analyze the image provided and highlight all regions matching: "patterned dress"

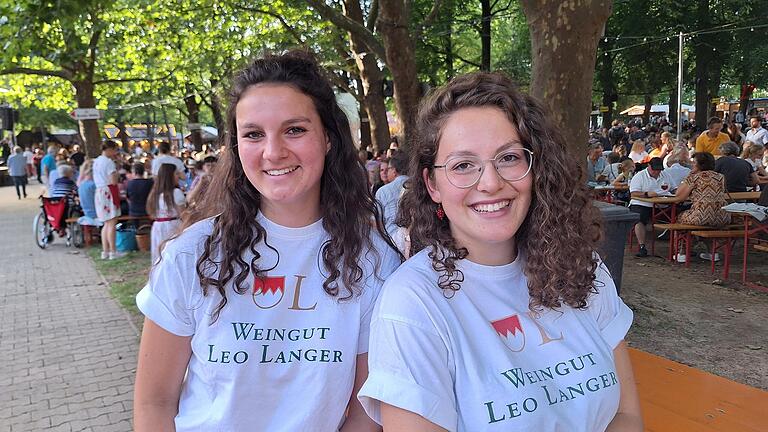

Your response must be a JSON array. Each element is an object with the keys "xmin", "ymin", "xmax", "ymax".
[{"xmin": 677, "ymin": 170, "xmax": 731, "ymax": 226}]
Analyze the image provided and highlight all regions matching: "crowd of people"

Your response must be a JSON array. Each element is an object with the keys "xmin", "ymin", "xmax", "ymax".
[
  {"xmin": 10, "ymin": 137, "xmax": 219, "ymax": 260},
  {"xmin": 586, "ymin": 114, "xmax": 768, "ymax": 261}
]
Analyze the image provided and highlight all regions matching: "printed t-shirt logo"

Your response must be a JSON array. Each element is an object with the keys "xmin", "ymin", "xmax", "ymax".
[
  {"xmin": 252, "ymin": 276, "xmax": 285, "ymax": 309},
  {"xmin": 491, "ymin": 314, "xmax": 525, "ymax": 352}
]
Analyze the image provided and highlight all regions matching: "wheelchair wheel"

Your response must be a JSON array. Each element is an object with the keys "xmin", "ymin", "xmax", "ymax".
[
  {"xmin": 71, "ymin": 222, "xmax": 84, "ymax": 248},
  {"xmin": 34, "ymin": 212, "xmax": 53, "ymax": 249}
]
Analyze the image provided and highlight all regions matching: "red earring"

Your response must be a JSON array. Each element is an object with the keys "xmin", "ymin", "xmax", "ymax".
[{"xmin": 436, "ymin": 204, "xmax": 445, "ymax": 220}]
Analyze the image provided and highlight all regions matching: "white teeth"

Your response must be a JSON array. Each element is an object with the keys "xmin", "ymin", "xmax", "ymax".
[
  {"xmin": 472, "ymin": 200, "xmax": 510, "ymax": 213},
  {"xmin": 265, "ymin": 166, "xmax": 298, "ymax": 176}
]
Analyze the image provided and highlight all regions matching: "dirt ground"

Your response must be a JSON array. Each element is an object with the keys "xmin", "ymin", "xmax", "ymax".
[{"xmin": 620, "ymin": 239, "xmax": 768, "ymax": 391}]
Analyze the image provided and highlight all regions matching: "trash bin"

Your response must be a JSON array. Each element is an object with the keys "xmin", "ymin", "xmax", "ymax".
[{"xmin": 594, "ymin": 201, "xmax": 639, "ymax": 294}]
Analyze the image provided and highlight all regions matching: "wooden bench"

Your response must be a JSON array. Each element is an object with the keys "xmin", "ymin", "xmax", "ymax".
[
  {"xmin": 64, "ymin": 215, "xmax": 153, "ymax": 247},
  {"xmin": 629, "ymin": 348, "xmax": 768, "ymax": 431},
  {"xmin": 691, "ymin": 230, "xmax": 745, "ymax": 279},
  {"xmin": 754, "ymin": 244, "xmax": 768, "ymax": 253},
  {"xmin": 653, "ymin": 224, "xmax": 720, "ymax": 265}
]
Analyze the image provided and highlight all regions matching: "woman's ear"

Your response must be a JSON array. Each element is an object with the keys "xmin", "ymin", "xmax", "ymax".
[{"xmin": 423, "ymin": 167, "xmax": 441, "ymax": 204}]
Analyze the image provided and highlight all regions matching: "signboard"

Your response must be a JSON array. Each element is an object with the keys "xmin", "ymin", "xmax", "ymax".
[
  {"xmin": 70, "ymin": 108, "xmax": 101, "ymax": 120},
  {"xmin": 187, "ymin": 123, "xmax": 202, "ymax": 130},
  {"xmin": 599, "ymin": 106, "xmax": 610, "ymax": 112},
  {"xmin": 710, "ymin": 97, "xmax": 721, "ymax": 104}
]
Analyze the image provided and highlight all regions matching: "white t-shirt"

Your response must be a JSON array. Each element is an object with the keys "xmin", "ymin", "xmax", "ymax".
[
  {"xmin": 136, "ymin": 213, "xmax": 401, "ymax": 432},
  {"xmin": 92, "ymin": 155, "xmax": 116, "ymax": 188},
  {"xmin": 601, "ymin": 163, "xmax": 622, "ymax": 182},
  {"xmin": 152, "ymin": 154, "xmax": 185, "ymax": 175},
  {"xmin": 628, "ymin": 168, "xmax": 674, "ymax": 208},
  {"xmin": 23, "ymin": 150, "xmax": 33, "ymax": 164},
  {"xmin": 359, "ymin": 249, "xmax": 632, "ymax": 432},
  {"xmin": 156, "ymin": 189, "xmax": 186, "ymax": 218},
  {"xmin": 663, "ymin": 163, "xmax": 691, "ymax": 189}
]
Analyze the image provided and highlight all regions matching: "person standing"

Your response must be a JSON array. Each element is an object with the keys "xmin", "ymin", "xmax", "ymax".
[
  {"xmin": 133, "ymin": 51, "xmax": 401, "ymax": 432},
  {"xmin": 69, "ymin": 144, "xmax": 86, "ymax": 169},
  {"xmin": 93, "ymin": 140, "xmax": 124, "ymax": 260},
  {"xmin": 745, "ymin": 115, "xmax": 768, "ymax": 146},
  {"xmin": 695, "ymin": 117, "xmax": 730, "ymax": 156},
  {"xmin": 7, "ymin": 146, "xmax": 28, "ymax": 199},
  {"xmin": 375, "ymin": 151, "xmax": 409, "ymax": 249},
  {"xmin": 40, "ymin": 145, "xmax": 58, "ymax": 185},
  {"xmin": 151, "ymin": 141, "xmax": 186, "ymax": 181},
  {"xmin": 23, "ymin": 146, "xmax": 34, "ymax": 178},
  {"xmin": 359, "ymin": 72, "xmax": 642, "ymax": 431},
  {"xmin": 146, "ymin": 164, "xmax": 185, "ymax": 263}
]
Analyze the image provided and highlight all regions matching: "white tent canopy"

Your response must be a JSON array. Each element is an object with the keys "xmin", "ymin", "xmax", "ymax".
[{"xmin": 620, "ymin": 104, "xmax": 695, "ymax": 116}]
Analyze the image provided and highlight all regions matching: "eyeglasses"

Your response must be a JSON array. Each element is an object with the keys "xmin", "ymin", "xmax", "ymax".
[{"xmin": 433, "ymin": 148, "xmax": 534, "ymax": 189}]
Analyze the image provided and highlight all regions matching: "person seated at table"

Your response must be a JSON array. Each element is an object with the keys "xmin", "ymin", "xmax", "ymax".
[
  {"xmin": 49, "ymin": 164, "xmax": 78, "ymax": 198},
  {"xmin": 672, "ymin": 152, "xmax": 731, "ymax": 262},
  {"xmin": 126, "ymin": 163, "xmax": 154, "ymax": 218},
  {"xmin": 674, "ymin": 152, "xmax": 730, "ymax": 226},
  {"xmin": 714, "ymin": 141, "xmax": 758, "ymax": 192},
  {"xmin": 586, "ymin": 142, "xmax": 607, "ymax": 182},
  {"xmin": 601, "ymin": 152, "xmax": 622, "ymax": 182},
  {"xmin": 647, "ymin": 136, "xmax": 664, "ymax": 159},
  {"xmin": 662, "ymin": 145, "xmax": 692, "ymax": 190},
  {"xmin": 740, "ymin": 142, "xmax": 768, "ymax": 182},
  {"xmin": 628, "ymin": 139, "xmax": 649, "ymax": 163},
  {"xmin": 612, "ymin": 159, "xmax": 635, "ymax": 203},
  {"xmin": 612, "ymin": 143, "xmax": 629, "ymax": 160},
  {"xmin": 629, "ymin": 157, "xmax": 674, "ymax": 257}
]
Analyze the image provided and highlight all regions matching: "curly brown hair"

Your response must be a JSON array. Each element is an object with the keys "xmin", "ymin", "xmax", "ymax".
[
  {"xmin": 397, "ymin": 71, "xmax": 602, "ymax": 310},
  {"xmin": 176, "ymin": 51, "xmax": 400, "ymax": 322}
]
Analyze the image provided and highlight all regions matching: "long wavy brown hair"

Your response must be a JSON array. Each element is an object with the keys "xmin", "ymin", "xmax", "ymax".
[
  {"xmin": 176, "ymin": 51, "xmax": 400, "ymax": 322},
  {"xmin": 397, "ymin": 71, "xmax": 602, "ymax": 310},
  {"xmin": 146, "ymin": 163, "xmax": 179, "ymax": 219}
]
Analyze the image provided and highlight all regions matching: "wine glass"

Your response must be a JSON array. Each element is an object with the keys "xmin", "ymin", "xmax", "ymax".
[{"xmin": 660, "ymin": 182, "xmax": 669, "ymax": 194}]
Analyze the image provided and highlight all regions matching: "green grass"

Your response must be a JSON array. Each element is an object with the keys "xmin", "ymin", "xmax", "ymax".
[{"xmin": 87, "ymin": 246, "xmax": 152, "ymax": 315}]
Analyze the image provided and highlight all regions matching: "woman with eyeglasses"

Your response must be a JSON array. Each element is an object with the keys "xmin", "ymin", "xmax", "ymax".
[{"xmin": 358, "ymin": 72, "xmax": 643, "ymax": 432}]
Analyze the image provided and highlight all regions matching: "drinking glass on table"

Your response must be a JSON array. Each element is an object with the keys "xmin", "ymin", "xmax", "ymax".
[{"xmin": 660, "ymin": 181, "xmax": 670, "ymax": 194}]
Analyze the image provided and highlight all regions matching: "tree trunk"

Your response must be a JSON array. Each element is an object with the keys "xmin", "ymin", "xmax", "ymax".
[
  {"xmin": 520, "ymin": 0, "xmax": 613, "ymax": 160},
  {"xmin": 355, "ymin": 77, "xmax": 373, "ymax": 150},
  {"xmin": 344, "ymin": 0, "xmax": 390, "ymax": 153},
  {"xmin": 73, "ymin": 81, "xmax": 102, "ymax": 158},
  {"xmin": 378, "ymin": 0, "xmax": 420, "ymax": 146},
  {"xmin": 209, "ymin": 80, "xmax": 226, "ymax": 139},
  {"xmin": 184, "ymin": 84, "xmax": 203, "ymax": 152},
  {"xmin": 708, "ymin": 55, "xmax": 722, "ymax": 121},
  {"xmin": 597, "ymin": 50, "xmax": 616, "ymax": 128},
  {"xmin": 668, "ymin": 88, "xmax": 678, "ymax": 128},
  {"xmin": 480, "ymin": 0, "xmax": 492, "ymax": 72},
  {"xmin": 642, "ymin": 94, "xmax": 652, "ymax": 125}
]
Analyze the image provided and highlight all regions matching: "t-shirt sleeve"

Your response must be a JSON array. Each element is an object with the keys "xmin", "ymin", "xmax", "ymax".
[
  {"xmin": 628, "ymin": 172, "xmax": 642, "ymax": 192},
  {"xmin": 173, "ymin": 188, "xmax": 186, "ymax": 206},
  {"xmin": 135, "ymin": 245, "xmax": 197, "ymax": 336},
  {"xmin": 358, "ymin": 273, "xmax": 457, "ymax": 431},
  {"xmin": 586, "ymin": 258, "xmax": 634, "ymax": 348}
]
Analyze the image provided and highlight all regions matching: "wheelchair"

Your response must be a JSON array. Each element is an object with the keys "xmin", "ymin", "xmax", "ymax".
[{"xmin": 33, "ymin": 193, "xmax": 84, "ymax": 249}]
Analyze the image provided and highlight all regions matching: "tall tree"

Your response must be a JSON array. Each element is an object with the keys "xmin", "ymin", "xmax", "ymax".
[
  {"xmin": 0, "ymin": 0, "xmax": 170, "ymax": 157},
  {"xmin": 521, "ymin": 0, "xmax": 613, "ymax": 158}
]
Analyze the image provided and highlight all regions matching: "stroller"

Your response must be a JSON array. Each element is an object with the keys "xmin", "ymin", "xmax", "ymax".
[{"xmin": 33, "ymin": 192, "xmax": 84, "ymax": 249}]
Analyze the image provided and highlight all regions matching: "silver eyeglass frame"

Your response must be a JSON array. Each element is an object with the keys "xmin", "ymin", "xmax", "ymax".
[{"xmin": 432, "ymin": 147, "xmax": 534, "ymax": 189}]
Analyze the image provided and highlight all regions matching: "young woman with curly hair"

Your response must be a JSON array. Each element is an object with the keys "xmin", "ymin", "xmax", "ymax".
[
  {"xmin": 358, "ymin": 72, "xmax": 642, "ymax": 432},
  {"xmin": 134, "ymin": 51, "xmax": 401, "ymax": 431}
]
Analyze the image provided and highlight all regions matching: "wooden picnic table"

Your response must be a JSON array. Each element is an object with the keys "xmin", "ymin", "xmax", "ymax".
[
  {"xmin": 630, "ymin": 348, "xmax": 768, "ymax": 432},
  {"xmin": 724, "ymin": 210, "xmax": 768, "ymax": 291},
  {"xmin": 590, "ymin": 183, "xmax": 629, "ymax": 203},
  {"xmin": 727, "ymin": 191, "xmax": 761, "ymax": 201}
]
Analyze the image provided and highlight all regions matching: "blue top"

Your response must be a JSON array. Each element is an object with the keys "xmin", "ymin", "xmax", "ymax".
[
  {"xmin": 41, "ymin": 153, "xmax": 57, "ymax": 176},
  {"xmin": 79, "ymin": 179, "xmax": 97, "ymax": 219},
  {"xmin": 375, "ymin": 175, "xmax": 408, "ymax": 240},
  {"xmin": 7, "ymin": 153, "xmax": 27, "ymax": 176}
]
